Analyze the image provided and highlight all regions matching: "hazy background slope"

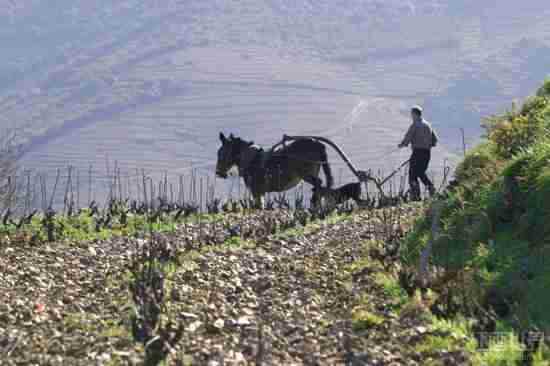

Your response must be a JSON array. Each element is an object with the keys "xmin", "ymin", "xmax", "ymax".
[{"xmin": 1, "ymin": 0, "xmax": 550, "ymax": 200}]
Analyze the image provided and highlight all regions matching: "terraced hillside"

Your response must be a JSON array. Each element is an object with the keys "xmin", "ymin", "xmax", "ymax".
[{"xmin": 1, "ymin": 0, "xmax": 550, "ymax": 202}]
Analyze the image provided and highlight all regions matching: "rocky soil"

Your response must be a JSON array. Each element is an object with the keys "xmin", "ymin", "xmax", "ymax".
[{"xmin": 0, "ymin": 205, "xmax": 471, "ymax": 365}]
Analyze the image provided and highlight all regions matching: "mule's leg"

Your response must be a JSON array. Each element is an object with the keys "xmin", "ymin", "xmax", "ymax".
[
  {"xmin": 253, "ymin": 194, "xmax": 265, "ymax": 209},
  {"xmin": 303, "ymin": 175, "xmax": 323, "ymax": 207},
  {"xmin": 319, "ymin": 147, "xmax": 334, "ymax": 188}
]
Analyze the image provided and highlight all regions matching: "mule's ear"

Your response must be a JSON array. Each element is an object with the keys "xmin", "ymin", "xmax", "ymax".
[{"xmin": 219, "ymin": 132, "xmax": 227, "ymax": 143}]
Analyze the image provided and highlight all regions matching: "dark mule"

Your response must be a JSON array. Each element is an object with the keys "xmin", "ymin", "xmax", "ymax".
[{"xmin": 215, "ymin": 133, "xmax": 334, "ymax": 206}]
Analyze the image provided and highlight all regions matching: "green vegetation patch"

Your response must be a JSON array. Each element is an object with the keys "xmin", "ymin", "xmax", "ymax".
[
  {"xmin": 372, "ymin": 272, "xmax": 408, "ymax": 311},
  {"xmin": 351, "ymin": 308, "xmax": 385, "ymax": 330},
  {"xmin": 399, "ymin": 79, "xmax": 550, "ymax": 351},
  {"xmin": 0, "ymin": 209, "xmax": 226, "ymax": 244}
]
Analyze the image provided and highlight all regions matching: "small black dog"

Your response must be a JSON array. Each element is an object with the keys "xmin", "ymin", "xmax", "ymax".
[{"xmin": 314, "ymin": 182, "xmax": 369, "ymax": 206}]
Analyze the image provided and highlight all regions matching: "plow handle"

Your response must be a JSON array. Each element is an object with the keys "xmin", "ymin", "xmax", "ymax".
[
  {"xmin": 279, "ymin": 135, "xmax": 409, "ymax": 197},
  {"xmin": 282, "ymin": 134, "xmax": 367, "ymax": 181}
]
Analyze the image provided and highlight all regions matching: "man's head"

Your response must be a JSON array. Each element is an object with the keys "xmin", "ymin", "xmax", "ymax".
[{"xmin": 411, "ymin": 105, "xmax": 423, "ymax": 120}]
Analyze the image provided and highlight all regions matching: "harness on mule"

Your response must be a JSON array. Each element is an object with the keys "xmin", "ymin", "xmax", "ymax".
[
  {"xmin": 238, "ymin": 140, "xmax": 327, "ymax": 175},
  {"xmin": 237, "ymin": 145, "xmax": 272, "ymax": 175}
]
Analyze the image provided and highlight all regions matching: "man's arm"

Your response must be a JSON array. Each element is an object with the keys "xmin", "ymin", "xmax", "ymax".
[
  {"xmin": 398, "ymin": 124, "xmax": 414, "ymax": 148},
  {"xmin": 431, "ymin": 129, "xmax": 439, "ymax": 147}
]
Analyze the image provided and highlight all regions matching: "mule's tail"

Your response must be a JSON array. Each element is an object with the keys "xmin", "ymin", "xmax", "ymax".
[{"xmin": 320, "ymin": 145, "xmax": 334, "ymax": 188}]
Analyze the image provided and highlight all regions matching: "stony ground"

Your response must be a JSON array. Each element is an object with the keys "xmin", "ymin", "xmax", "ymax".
[{"xmin": 0, "ymin": 205, "xmax": 472, "ymax": 365}]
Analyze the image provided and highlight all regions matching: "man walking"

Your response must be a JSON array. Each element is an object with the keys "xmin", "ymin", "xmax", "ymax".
[{"xmin": 398, "ymin": 105, "xmax": 438, "ymax": 200}]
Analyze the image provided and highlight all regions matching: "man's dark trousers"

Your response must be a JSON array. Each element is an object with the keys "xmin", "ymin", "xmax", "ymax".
[{"xmin": 409, "ymin": 148, "xmax": 434, "ymax": 200}]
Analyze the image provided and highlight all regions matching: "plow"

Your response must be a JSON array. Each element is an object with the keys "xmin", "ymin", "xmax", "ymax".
[{"xmin": 271, "ymin": 134, "xmax": 411, "ymax": 200}]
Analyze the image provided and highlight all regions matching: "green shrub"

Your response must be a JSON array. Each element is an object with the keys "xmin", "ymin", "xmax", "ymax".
[
  {"xmin": 501, "ymin": 140, "xmax": 550, "ymax": 242},
  {"xmin": 536, "ymin": 78, "xmax": 550, "ymax": 98},
  {"xmin": 482, "ymin": 108, "xmax": 534, "ymax": 159},
  {"xmin": 481, "ymin": 85, "xmax": 550, "ymax": 159},
  {"xmin": 453, "ymin": 141, "xmax": 504, "ymax": 189}
]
